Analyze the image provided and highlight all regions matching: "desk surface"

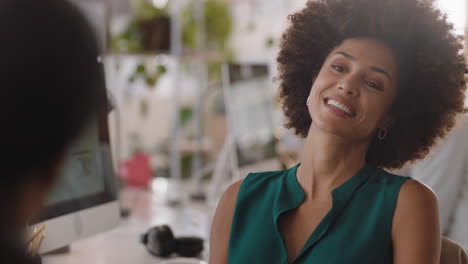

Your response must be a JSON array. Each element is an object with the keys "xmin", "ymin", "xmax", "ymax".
[
  {"xmin": 43, "ymin": 187, "xmax": 214, "ymax": 264},
  {"xmin": 42, "ymin": 183, "xmax": 468, "ymax": 263}
]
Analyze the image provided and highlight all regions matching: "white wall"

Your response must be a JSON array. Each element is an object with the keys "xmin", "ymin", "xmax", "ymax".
[
  {"xmin": 228, "ymin": 0, "xmax": 307, "ymax": 62},
  {"xmin": 437, "ymin": 0, "xmax": 466, "ymax": 35}
]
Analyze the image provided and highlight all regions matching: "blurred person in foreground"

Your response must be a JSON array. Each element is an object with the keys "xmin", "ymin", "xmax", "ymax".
[
  {"xmin": 210, "ymin": 0, "xmax": 467, "ymax": 263},
  {"xmin": 0, "ymin": 0, "xmax": 105, "ymax": 263}
]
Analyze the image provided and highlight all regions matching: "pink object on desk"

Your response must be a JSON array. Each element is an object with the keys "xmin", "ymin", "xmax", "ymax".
[{"xmin": 118, "ymin": 152, "xmax": 152, "ymax": 188}]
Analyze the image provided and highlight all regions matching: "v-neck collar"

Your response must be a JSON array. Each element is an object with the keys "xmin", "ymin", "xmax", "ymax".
[{"xmin": 273, "ymin": 163, "xmax": 376, "ymax": 263}]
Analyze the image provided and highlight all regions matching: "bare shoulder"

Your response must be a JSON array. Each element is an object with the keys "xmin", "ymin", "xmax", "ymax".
[
  {"xmin": 392, "ymin": 179, "xmax": 441, "ymax": 264},
  {"xmin": 213, "ymin": 179, "xmax": 244, "ymax": 224},
  {"xmin": 209, "ymin": 179, "xmax": 244, "ymax": 264},
  {"xmin": 219, "ymin": 179, "xmax": 244, "ymax": 210},
  {"xmin": 393, "ymin": 179, "xmax": 439, "ymax": 227},
  {"xmin": 397, "ymin": 179, "xmax": 438, "ymax": 211}
]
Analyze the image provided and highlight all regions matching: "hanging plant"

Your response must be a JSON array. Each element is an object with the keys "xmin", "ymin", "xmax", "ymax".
[
  {"xmin": 181, "ymin": 0, "xmax": 233, "ymax": 53},
  {"xmin": 111, "ymin": 1, "xmax": 170, "ymax": 53},
  {"xmin": 111, "ymin": 1, "xmax": 172, "ymax": 87},
  {"xmin": 128, "ymin": 63, "xmax": 167, "ymax": 88}
]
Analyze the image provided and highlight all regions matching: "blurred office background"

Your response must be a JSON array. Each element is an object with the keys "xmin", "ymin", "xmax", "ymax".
[{"xmin": 45, "ymin": 0, "xmax": 468, "ymax": 262}]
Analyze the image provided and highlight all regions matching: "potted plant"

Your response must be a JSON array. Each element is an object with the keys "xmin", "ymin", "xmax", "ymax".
[{"xmin": 111, "ymin": 0, "xmax": 170, "ymax": 53}]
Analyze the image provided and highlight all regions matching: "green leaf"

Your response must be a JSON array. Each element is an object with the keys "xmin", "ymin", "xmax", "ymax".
[
  {"xmin": 181, "ymin": 0, "xmax": 233, "ymax": 53},
  {"xmin": 266, "ymin": 37, "xmax": 274, "ymax": 48},
  {"xmin": 179, "ymin": 106, "xmax": 193, "ymax": 126},
  {"xmin": 136, "ymin": 64, "xmax": 146, "ymax": 74},
  {"xmin": 157, "ymin": 65, "xmax": 167, "ymax": 74},
  {"xmin": 145, "ymin": 76, "xmax": 158, "ymax": 87}
]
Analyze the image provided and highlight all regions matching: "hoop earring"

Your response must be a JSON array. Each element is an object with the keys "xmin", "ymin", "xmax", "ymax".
[
  {"xmin": 378, "ymin": 128, "xmax": 387, "ymax": 140},
  {"xmin": 306, "ymin": 96, "xmax": 310, "ymax": 106}
]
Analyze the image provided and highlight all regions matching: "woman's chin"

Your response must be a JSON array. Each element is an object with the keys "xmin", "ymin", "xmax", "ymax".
[{"xmin": 311, "ymin": 120, "xmax": 350, "ymax": 137}]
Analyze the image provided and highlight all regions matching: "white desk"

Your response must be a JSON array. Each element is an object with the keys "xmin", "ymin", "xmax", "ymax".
[
  {"xmin": 42, "ymin": 187, "xmax": 214, "ymax": 264},
  {"xmin": 43, "ymin": 182, "xmax": 468, "ymax": 263}
]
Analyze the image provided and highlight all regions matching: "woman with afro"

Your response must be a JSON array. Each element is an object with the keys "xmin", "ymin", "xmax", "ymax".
[{"xmin": 210, "ymin": 0, "xmax": 467, "ymax": 263}]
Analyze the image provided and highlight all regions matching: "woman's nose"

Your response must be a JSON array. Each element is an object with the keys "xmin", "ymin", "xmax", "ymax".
[{"xmin": 338, "ymin": 76, "xmax": 359, "ymax": 96}]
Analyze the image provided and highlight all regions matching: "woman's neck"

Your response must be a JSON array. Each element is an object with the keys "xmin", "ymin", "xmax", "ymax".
[{"xmin": 297, "ymin": 124, "xmax": 369, "ymax": 200}]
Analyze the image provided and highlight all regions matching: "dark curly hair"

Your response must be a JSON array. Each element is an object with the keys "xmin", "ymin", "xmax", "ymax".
[
  {"xmin": 0, "ymin": 0, "xmax": 105, "ymax": 194},
  {"xmin": 277, "ymin": 0, "xmax": 467, "ymax": 169}
]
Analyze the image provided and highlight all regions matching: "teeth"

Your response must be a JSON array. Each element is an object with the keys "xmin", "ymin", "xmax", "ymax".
[{"xmin": 327, "ymin": 99, "xmax": 353, "ymax": 116}]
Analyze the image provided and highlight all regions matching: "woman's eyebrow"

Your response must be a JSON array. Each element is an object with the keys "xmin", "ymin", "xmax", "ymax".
[
  {"xmin": 335, "ymin": 51, "xmax": 392, "ymax": 82},
  {"xmin": 335, "ymin": 51, "xmax": 356, "ymax": 60},
  {"xmin": 369, "ymin": 66, "xmax": 392, "ymax": 82}
]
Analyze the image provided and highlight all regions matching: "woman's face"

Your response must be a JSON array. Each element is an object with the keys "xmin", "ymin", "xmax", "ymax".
[{"xmin": 308, "ymin": 37, "xmax": 399, "ymax": 142}]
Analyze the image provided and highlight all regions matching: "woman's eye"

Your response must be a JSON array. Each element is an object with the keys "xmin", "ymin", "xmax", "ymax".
[
  {"xmin": 366, "ymin": 81, "xmax": 382, "ymax": 91},
  {"xmin": 332, "ymin": 65, "xmax": 343, "ymax": 72}
]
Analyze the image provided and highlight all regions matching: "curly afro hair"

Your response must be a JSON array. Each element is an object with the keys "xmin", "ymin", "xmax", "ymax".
[{"xmin": 277, "ymin": 0, "xmax": 467, "ymax": 169}]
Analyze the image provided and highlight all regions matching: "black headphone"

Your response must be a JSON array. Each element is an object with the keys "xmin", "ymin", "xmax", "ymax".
[{"xmin": 140, "ymin": 225, "xmax": 204, "ymax": 258}]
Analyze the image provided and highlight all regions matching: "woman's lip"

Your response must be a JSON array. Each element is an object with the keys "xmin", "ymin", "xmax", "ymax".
[
  {"xmin": 324, "ymin": 97, "xmax": 356, "ymax": 117},
  {"xmin": 324, "ymin": 102, "xmax": 352, "ymax": 118}
]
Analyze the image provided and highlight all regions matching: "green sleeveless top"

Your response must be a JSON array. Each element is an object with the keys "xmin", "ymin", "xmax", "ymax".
[{"xmin": 228, "ymin": 164, "xmax": 410, "ymax": 264}]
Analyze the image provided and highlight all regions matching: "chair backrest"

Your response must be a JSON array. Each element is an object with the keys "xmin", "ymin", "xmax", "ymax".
[{"xmin": 441, "ymin": 237, "xmax": 468, "ymax": 264}]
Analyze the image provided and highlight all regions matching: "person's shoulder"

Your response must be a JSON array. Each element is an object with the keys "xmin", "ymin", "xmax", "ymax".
[
  {"xmin": 393, "ymin": 178, "xmax": 439, "ymax": 231},
  {"xmin": 397, "ymin": 179, "xmax": 438, "ymax": 209},
  {"xmin": 218, "ymin": 167, "xmax": 292, "ymax": 205},
  {"xmin": 391, "ymin": 179, "xmax": 440, "ymax": 263},
  {"xmin": 219, "ymin": 179, "xmax": 244, "ymax": 208},
  {"xmin": 380, "ymin": 166, "xmax": 437, "ymax": 205},
  {"xmin": 213, "ymin": 166, "xmax": 294, "ymax": 219},
  {"xmin": 369, "ymin": 167, "xmax": 411, "ymax": 186},
  {"xmin": 242, "ymin": 166, "xmax": 295, "ymax": 187},
  {"xmin": 210, "ymin": 179, "xmax": 243, "ymax": 263}
]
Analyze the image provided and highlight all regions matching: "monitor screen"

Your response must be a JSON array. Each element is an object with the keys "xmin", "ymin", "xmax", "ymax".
[
  {"xmin": 38, "ymin": 118, "xmax": 116, "ymax": 221},
  {"xmin": 225, "ymin": 63, "xmax": 277, "ymax": 166},
  {"xmin": 29, "ymin": 112, "xmax": 120, "ymax": 254}
]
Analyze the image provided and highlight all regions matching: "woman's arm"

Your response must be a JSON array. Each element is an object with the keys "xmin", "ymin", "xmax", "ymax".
[
  {"xmin": 392, "ymin": 179, "xmax": 441, "ymax": 264},
  {"xmin": 209, "ymin": 180, "xmax": 243, "ymax": 264}
]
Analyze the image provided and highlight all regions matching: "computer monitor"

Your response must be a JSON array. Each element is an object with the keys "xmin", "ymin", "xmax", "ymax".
[
  {"xmin": 28, "ymin": 107, "xmax": 120, "ymax": 254},
  {"xmin": 27, "ymin": 1, "xmax": 120, "ymax": 254},
  {"xmin": 223, "ymin": 63, "xmax": 278, "ymax": 167}
]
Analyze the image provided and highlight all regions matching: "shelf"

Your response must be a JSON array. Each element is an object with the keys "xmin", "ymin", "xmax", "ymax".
[
  {"xmin": 104, "ymin": 51, "xmax": 226, "ymax": 62},
  {"xmin": 178, "ymin": 138, "xmax": 213, "ymax": 154}
]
